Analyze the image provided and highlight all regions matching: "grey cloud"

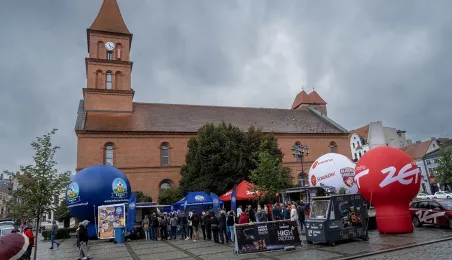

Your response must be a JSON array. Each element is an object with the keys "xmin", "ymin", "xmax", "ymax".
[{"xmin": 1, "ymin": 0, "xmax": 451, "ymax": 174}]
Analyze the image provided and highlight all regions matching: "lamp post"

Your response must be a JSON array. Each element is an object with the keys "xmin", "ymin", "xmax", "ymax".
[{"xmin": 291, "ymin": 143, "xmax": 310, "ymax": 187}]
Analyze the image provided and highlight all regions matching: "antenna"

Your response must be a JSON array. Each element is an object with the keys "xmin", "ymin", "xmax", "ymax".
[{"xmin": 301, "ymin": 85, "xmax": 304, "ymax": 90}]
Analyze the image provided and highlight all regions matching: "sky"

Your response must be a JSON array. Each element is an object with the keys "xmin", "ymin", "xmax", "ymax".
[{"xmin": 1, "ymin": 0, "xmax": 451, "ymax": 175}]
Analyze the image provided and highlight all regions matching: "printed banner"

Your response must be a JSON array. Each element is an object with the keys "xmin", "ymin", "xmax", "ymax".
[
  {"xmin": 126, "ymin": 194, "xmax": 137, "ymax": 233},
  {"xmin": 231, "ymin": 184, "xmax": 237, "ymax": 214},
  {"xmin": 234, "ymin": 220, "xmax": 301, "ymax": 254},
  {"xmin": 97, "ymin": 203, "xmax": 126, "ymax": 239}
]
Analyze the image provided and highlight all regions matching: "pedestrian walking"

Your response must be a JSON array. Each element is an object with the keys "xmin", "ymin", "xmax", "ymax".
[
  {"xmin": 23, "ymin": 225, "xmax": 34, "ymax": 260},
  {"xmin": 49, "ymin": 220, "xmax": 61, "ymax": 249},
  {"xmin": 78, "ymin": 220, "xmax": 91, "ymax": 260}
]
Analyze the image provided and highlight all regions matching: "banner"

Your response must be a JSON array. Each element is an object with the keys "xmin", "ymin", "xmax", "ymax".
[
  {"xmin": 210, "ymin": 192, "xmax": 221, "ymax": 213},
  {"xmin": 234, "ymin": 220, "xmax": 300, "ymax": 254},
  {"xmin": 97, "ymin": 203, "xmax": 126, "ymax": 239},
  {"xmin": 231, "ymin": 184, "xmax": 237, "ymax": 213},
  {"xmin": 126, "ymin": 193, "xmax": 137, "ymax": 232}
]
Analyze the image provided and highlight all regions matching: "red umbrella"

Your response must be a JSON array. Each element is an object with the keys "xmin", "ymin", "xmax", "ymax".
[{"xmin": 0, "ymin": 233, "xmax": 30, "ymax": 260}]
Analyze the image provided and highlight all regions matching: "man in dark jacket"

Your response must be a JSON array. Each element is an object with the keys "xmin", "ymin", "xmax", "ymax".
[
  {"xmin": 49, "ymin": 220, "xmax": 60, "ymax": 249},
  {"xmin": 209, "ymin": 212, "xmax": 219, "ymax": 243},
  {"xmin": 200, "ymin": 212, "xmax": 207, "ymax": 240},
  {"xmin": 178, "ymin": 212, "xmax": 187, "ymax": 240},
  {"xmin": 297, "ymin": 202, "xmax": 306, "ymax": 234},
  {"xmin": 218, "ymin": 210, "xmax": 227, "ymax": 244},
  {"xmin": 150, "ymin": 213, "xmax": 159, "ymax": 241},
  {"xmin": 205, "ymin": 212, "xmax": 212, "ymax": 241},
  {"xmin": 78, "ymin": 220, "xmax": 90, "ymax": 260}
]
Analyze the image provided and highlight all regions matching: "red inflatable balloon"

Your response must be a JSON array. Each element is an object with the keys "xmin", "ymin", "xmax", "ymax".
[{"xmin": 354, "ymin": 146, "xmax": 420, "ymax": 233}]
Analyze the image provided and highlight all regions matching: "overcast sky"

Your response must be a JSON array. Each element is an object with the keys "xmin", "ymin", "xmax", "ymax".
[{"xmin": 1, "ymin": 0, "xmax": 451, "ymax": 175}]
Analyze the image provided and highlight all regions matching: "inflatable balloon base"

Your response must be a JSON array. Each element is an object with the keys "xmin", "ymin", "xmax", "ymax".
[{"xmin": 375, "ymin": 205, "xmax": 413, "ymax": 234}]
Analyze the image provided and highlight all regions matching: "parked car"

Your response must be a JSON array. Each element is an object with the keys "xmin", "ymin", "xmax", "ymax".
[
  {"xmin": 416, "ymin": 192, "xmax": 433, "ymax": 199},
  {"xmin": 433, "ymin": 191, "xmax": 452, "ymax": 199},
  {"xmin": 409, "ymin": 199, "xmax": 452, "ymax": 228},
  {"xmin": 0, "ymin": 225, "xmax": 14, "ymax": 236}
]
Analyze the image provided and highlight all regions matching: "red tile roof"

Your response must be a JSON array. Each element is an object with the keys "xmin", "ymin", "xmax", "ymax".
[
  {"xmin": 291, "ymin": 90, "xmax": 313, "ymax": 109},
  {"xmin": 77, "ymin": 101, "xmax": 347, "ymax": 134},
  {"xmin": 351, "ymin": 124, "xmax": 370, "ymax": 139},
  {"xmin": 400, "ymin": 140, "xmax": 432, "ymax": 160},
  {"xmin": 308, "ymin": 91, "xmax": 327, "ymax": 105},
  {"xmin": 89, "ymin": 0, "xmax": 131, "ymax": 34}
]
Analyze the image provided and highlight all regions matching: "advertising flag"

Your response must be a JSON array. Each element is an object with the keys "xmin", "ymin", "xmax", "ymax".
[
  {"xmin": 126, "ymin": 193, "xmax": 137, "ymax": 232},
  {"xmin": 210, "ymin": 192, "xmax": 221, "ymax": 213},
  {"xmin": 231, "ymin": 184, "xmax": 237, "ymax": 213}
]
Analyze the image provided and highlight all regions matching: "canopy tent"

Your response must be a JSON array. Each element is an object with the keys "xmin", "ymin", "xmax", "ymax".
[
  {"xmin": 219, "ymin": 180, "xmax": 262, "ymax": 201},
  {"xmin": 173, "ymin": 191, "xmax": 224, "ymax": 207}
]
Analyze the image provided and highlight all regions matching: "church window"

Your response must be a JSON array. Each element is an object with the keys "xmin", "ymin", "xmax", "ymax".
[
  {"xmin": 161, "ymin": 143, "xmax": 169, "ymax": 166},
  {"xmin": 104, "ymin": 143, "xmax": 115, "ymax": 166},
  {"xmin": 106, "ymin": 71, "xmax": 113, "ymax": 89},
  {"xmin": 107, "ymin": 51, "xmax": 113, "ymax": 60},
  {"xmin": 329, "ymin": 142, "xmax": 338, "ymax": 153},
  {"xmin": 159, "ymin": 179, "xmax": 173, "ymax": 194}
]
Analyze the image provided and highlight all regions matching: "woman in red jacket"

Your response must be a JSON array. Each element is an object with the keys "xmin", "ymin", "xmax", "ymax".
[
  {"xmin": 238, "ymin": 211, "xmax": 249, "ymax": 224},
  {"xmin": 24, "ymin": 225, "xmax": 35, "ymax": 260}
]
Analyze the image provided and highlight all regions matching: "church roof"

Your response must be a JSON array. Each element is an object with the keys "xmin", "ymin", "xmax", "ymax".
[
  {"xmin": 89, "ymin": 0, "xmax": 131, "ymax": 35},
  {"xmin": 291, "ymin": 90, "xmax": 313, "ymax": 109},
  {"xmin": 308, "ymin": 91, "xmax": 327, "ymax": 105},
  {"xmin": 75, "ymin": 101, "xmax": 348, "ymax": 134}
]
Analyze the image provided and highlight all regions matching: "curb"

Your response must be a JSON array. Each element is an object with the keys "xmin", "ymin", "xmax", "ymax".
[{"xmin": 334, "ymin": 236, "xmax": 452, "ymax": 260}]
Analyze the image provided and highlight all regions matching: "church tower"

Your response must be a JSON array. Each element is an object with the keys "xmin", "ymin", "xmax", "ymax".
[{"xmin": 83, "ymin": 0, "xmax": 134, "ymax": 112}]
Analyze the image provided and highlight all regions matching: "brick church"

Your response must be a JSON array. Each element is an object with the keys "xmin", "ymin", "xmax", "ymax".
[{"xmin": 75, "ymin": 0, "xmax": 351, "ymax": 200}]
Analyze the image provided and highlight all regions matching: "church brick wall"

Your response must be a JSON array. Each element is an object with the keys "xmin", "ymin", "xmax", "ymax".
[
  {"xmin": 76, "ymin": 133, "xmax": 350, "ymax": 200},
  {"xmin": 83, "ymin": 92, "xmax": 133, "ymax": 112}
]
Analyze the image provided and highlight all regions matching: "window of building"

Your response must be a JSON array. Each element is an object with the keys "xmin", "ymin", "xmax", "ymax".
[
  {"xmin": 105, "ymin": 144, "xmax": 114, "ymax": 166},
  {"xmin": 107, "ymin": 51, "xmax": 113, "ymax": 60},
  {"xmin": 433, "ymin": 143, "xmax": 436, "ymax": 148},
  {"xmin": 352, "ymin": 143, "xmax": 355, "ymax": 149},
  {"xmin": 400, "ymin": 142, "xmax": 404, "ymax": 147},
  {"xmin": 161, "ymin": 143, "xmax": 169, "ymax": 166},
  {"xmin": 106, "ymin": 71, "xmax": 112, "ymax": 89},
  {"xmin": 354, "ymin": 153, "xmax": 357, "ymax": 160},
  {"xmin": 426, "ymin": 160, "xmax": 431, "ymax": 165},
  {"xmin": 358, "ymin": 151, "xmax": 362, "ymax": 158},
  {"xmin": 330, "ymin": 142, "xmax": 338, "ymax": 153},
  {"xmin": 159, "ymin": 180, "xmax": 172, "ymax": 194}
]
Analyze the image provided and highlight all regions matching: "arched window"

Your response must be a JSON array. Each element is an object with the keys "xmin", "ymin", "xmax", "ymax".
[
  {"xmin": 106, "ymin": 71, "xmax": 112, "ymax": 89},
  {"xmin": 107, "ymin": 51, "xmax": 113, "ymax": 60},
  {"xmin": 159, "ymin": 179, "xmax": 173, "ymax": 194},
  {"xmin": 358, "ymin": 151, "xmax": 362, "ymax": 159},
  {"xmin": 104, "ymin": 143, "xmax": 115, "ymax": 166},
  {"xmin": 95, "ymin": 70, "xmax": 103, "ymax": 89},
  {"xmin": 329, "ymin": 142, "xmax": 338, "ymax": 153},
  {"xmin": 354, "ymin": 153, "xmax": 357, "ymax": 160},
  {"xmin": 160, "ymin": 143, "xmax": 169, "ymax": 166},
  {"xmin": 298, "ymin": 172, "xmax": 308, "ymax": 187},
  {"xmin": 116, "ymin": 44, "xmax": 122, "ymax": 60}
]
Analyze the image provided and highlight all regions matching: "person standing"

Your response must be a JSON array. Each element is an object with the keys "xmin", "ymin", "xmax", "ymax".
[
  {"xmin": 170, "ymin": 214, "xmax": 178, "ymax": 240},
  {"xmin": 205, "ymin": 211, "xmax": 212, "ymax": 241},
  {"xmin": 209, "ymin": 212, "xmax": 219, "ymax": 243},
  {"xmin": 178, "ymin": 212, "xmax": 187, "ymax": 239},
  {"xmin": 236, "ymin": 206, "xmax": 242, "ymax": 218},
  {"xmin": 159, "ymin": 216, "xmax": 167, "ymax": 240},
  {"xmin": 150, "ymin": 213, "xmax": 158, "ymax": 241},
  {"xmin": 226, "ymin": 211, "xmax": 235, "ymax": 243},
  {"xmin": 142, "ymin": 215, "xmax": 150, "ymax": 241},
  {"xmin": 23, "ymin": 225, "xmax": 34, "ymax": 260},
  {"xmin": 218, "ymin": 210, "xmax": 227, "ymax": 244},
  {"xmin": 49, "ymin": 220, "xmax": 61, "ymax": 249},
  {"xmin": 200, "ymin": 212, "xmax": 207, "ymax": 240},
  {"xmin": 78, "ymin": 221, "xmax": 90, "ymax": 260},
  {"xmin": 297, "ymin": 202, "xmax": 306, "ymax": 234},
  {"xmin": 192, "ymin": 212, "xmax": 200, "ymax": 241}
]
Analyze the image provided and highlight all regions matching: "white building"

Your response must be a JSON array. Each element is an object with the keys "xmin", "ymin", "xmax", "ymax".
[
  {"xmin": 349, "ymin": 121, "xmax": 410, "ymax": 161},
  {"xmin": 400, "ymin": 138, "xmax": 439, "ymax": 194},
  {"xmin": 423, "ymin": 141, "xmax": 452, "ymax": 193}
]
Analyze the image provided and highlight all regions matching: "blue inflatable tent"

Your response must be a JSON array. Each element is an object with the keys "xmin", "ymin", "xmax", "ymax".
[{"xmin": 173, "ymin": 191, "xmax": 223, "ymax": 214}]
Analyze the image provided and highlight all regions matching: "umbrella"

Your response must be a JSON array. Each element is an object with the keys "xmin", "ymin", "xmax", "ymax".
[{"xmin": 0, "ymin": 233, "xmax": 30, "ymax": 260}]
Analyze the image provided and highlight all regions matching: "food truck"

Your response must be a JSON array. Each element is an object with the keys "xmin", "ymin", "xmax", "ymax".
[{"xmin": 305, "ymin": 194, "xmax": 369, "ymax": 246}]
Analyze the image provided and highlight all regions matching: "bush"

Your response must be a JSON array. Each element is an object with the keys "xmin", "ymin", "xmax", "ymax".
[{"xmin": 41, "ymin": 228, "xmax": 77, "ymax": 240}]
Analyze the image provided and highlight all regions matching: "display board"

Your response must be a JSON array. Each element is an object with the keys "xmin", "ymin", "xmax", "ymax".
[
  {"xmin": 97, "ymin": 203, "xmax": 126, "ymax": 239},
  {"xmin": 234, "ymin": 220, "xmax": 300, "ymax": 254}
]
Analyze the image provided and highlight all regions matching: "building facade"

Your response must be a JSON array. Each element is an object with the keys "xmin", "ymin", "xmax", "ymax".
[
  {"xmin": 75, "ymin": 0, "xmax": 352, "ymax": 200},
  {"xmin": 349, "ymin": 121, "xmax": 410, "ymax": 161},
  {"xmin": 423, "ymin": 141, "xmax": 452, "ymax": 193}
]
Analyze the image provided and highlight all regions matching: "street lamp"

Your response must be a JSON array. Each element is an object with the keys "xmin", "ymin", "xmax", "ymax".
[{"xmin": 291, "ymin": 143, "xmax": 310, "ymax": 187}]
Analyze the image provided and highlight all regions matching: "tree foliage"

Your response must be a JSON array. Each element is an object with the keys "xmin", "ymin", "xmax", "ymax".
[
  {"xmin": 179, "ymin": 123, "xmax": 283, "ymax": 195},
  {"xmin": 250, "ymin": 140, "xmax": 293, "ymax": 202},
  {"xmin": 158, "ymin": 188, "xmax": 183, "ymax": 205},
  {"xmin": 54, "ymin": 200, "xmax": 72, "ymax": 228},
  {"xmin": 134, "ymin": 190, "xmax": 153, "ymax": 202},
  {"xmin": 5, "ymin": 129, "xmax": 71, "ymax": 260},
  {"xmin": 435, "ymin": 146, "xmax": 452, "ymax": 187}
]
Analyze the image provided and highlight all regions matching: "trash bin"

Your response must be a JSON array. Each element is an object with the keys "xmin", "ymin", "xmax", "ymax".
[{"xmin": 114, "ymin": 226, "xmax": 126, "ymax": 244}]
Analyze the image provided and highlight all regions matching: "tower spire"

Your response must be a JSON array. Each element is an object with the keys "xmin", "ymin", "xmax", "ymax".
[{"xmin": 89, "ymin": 0, "xmax": 131, "ymax": 35}]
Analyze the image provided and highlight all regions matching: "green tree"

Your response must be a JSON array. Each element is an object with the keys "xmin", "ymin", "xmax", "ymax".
[
  {"xmin": 250, "ymin": 140, "xmax": 293, "ymax": 202},
  {"xmin": 338, "ymin": 187, "xmax": 347, "ymax": 194},
  {"xmin": 134, "ymin": 191, "xmax": 153, "ymax": 202},
  {"xmin": 179, "ymin": 123, "xmax": 283, "ymax": 195},
  {"xmin": 435, "ymin": 146, "xmax": 452, "ymax": 189},
  {"xmin": 5, "ymin": 129, "xmax": 71, "ymax": 260},
  {"xmin": 158, "ymin": 188, "xmax": 183, "ymax": 205},
  {"xmin": 54, "ymin": 200, "xmax": 72, "ymax": 228}
]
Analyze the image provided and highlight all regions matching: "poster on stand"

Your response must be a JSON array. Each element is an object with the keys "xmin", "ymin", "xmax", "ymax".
[
  {"xmin": 97, "ymin": 203, "xmax": 126, "ymax": 239},
  {"xmin": 234, "ymin": 220, "xmax": 300, "ymax": 254}
]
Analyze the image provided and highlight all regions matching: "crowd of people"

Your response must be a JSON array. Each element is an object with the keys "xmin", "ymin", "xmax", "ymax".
[{"xmin": 140, "ymin": 201, "xmax": 309, "ymax": 244}]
